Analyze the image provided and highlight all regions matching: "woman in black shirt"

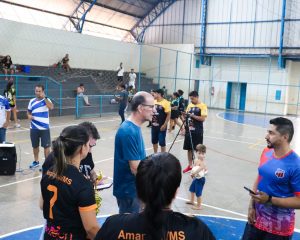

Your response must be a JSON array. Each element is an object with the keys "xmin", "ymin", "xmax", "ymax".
[{"xmin": 96, "ymin": 152, "xmax": 215, "ymax": 240}]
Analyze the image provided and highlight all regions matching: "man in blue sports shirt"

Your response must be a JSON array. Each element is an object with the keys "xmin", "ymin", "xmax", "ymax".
[
  {"xmin": 243, "ymin": 117, "xmax": 300, "ymax": 240},
  {"xmin": 113, "ymin": 91, "xmax": 156, "ymax": 214},
  {"xmin": 27, "ymin": 84, "xmax": 54, "ymax": 168}
]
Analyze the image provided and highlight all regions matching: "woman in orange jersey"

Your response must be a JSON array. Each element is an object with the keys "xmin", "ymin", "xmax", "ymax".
[{"xmin": 40, "ymin": 125, "xmax": 100, "ymax": 240}]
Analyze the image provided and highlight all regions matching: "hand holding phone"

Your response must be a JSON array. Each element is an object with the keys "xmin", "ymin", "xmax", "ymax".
[{"xmin": 244, "ymin": 186, "xmax": 256, "ymax": 195}]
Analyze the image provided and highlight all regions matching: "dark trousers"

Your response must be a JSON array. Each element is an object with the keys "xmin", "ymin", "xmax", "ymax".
[{"xmin": 119, "ymin": 105, "xmax": 126, "ymax": 123}]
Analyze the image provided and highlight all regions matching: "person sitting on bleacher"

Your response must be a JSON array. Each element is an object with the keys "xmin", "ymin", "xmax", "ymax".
[
  {"xmin": 1, "ymin": 55, "xmax": 14, "ymax": 81},
  {"xmin": 62, "ymin": 53, "xmax": 70, "ymax": 72},
  {"xmin": 77, "ymin": 83, "xmax": 91, "ymax": 106}
]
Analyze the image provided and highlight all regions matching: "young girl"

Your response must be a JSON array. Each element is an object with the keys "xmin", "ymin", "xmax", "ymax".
[
  {"xmin": 40, "ymin": 125, "xmax": 100, "ymax": 239},
  {"xmin": 186, "ymin": 144, "xmax": 207, "ymax": 210}
]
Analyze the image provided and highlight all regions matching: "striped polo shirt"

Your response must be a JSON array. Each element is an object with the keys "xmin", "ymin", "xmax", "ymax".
[{"xmin": 28, "ymin": 98, "xmax": 52, "ymax": 130}]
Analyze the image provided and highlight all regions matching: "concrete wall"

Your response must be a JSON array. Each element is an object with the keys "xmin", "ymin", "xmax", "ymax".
[{"xmin": 0, "ymin": 19, "xmax": 140, "ymax": 71}]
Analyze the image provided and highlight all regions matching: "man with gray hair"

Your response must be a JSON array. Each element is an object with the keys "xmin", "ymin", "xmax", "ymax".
[{"xmin": 113, "ymin": 91, "xmax": 156, "ymax": 214}]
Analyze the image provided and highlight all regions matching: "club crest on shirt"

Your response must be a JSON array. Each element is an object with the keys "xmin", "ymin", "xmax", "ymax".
[{"xmin": 275, "ymin": 168, "xmax": 285, "ymax": 178}]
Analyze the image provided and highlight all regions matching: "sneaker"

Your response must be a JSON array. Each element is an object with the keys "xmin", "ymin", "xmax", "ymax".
[
  {"xmin": 183, "ymin": 165, "xmax": 192, "ymax": 173},
  {"xmin": 29, "ymin": 161, "xmax": 40, "ymax": 169},
  {"xmin": 14, "ymin": 123, "xmax": 21, "ymax": 128}
]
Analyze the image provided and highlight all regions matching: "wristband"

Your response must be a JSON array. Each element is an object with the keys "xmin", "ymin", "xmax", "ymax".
[{"xmin": 266, "ymin": 195, "xmax": 272, "ymax": 204}]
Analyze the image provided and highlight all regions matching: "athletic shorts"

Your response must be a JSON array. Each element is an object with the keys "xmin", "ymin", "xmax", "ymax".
[
  {"xmin": 30, "ymin": 129, "xmax": 51, "ymax": 148},
  {"xmin": 117, "ymin": 76, "xmax": 123, "ymax": 82},
  {"xmin": 151, "ymin": 127, "xmax": 167, "ymax": 147},
  {"xmin": 183, "ymin": 131, "xmax": 203, "ymax": 150},
  {"xmin": 189, "ymin": 177, "xmax": 205, "ymax": 197}
]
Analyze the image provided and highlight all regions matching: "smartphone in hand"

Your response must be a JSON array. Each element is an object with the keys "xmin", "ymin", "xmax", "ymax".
[{"xmin": 244, "ymin": 186, "xmax": 256, "ymax": 195}]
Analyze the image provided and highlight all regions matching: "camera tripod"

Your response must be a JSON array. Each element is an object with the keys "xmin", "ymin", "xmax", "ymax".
[{"xmin": 168, "ymin": 114, "xmax": 195, "ymax": 164}]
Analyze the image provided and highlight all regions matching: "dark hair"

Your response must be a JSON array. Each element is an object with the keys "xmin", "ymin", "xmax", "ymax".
[
  {"xmin": 270, "ymin": 117, "xmax": 294, "ymax": 143},
  {"xmin": 119, "ymin": 84, "xmax": 126, "ymax": 89},
  {"xmin": 189, "ymin": 91, "xmax": 198, "ymax": 97},
  {"xmin": 136, "ymin": 153, "xmax": 182, "ymax": 240},
  {"xmin": 79, "ymin": 83, "xmax": 84, "ymax": 87},
  {"xmin": 79, "ymin": 121, "xmax": 100, "ymax": 139},
  {"xmin": 5, "ymin": 80, "xmax": 14, "ymax": 92},
  {"xmin": 52, "ymin": 125, "xmax": 89, "ymax": 177},
  {"xmin": 131, "ymin": 94, "xmax": 146, "ymax": 112},
  {"xmin": 172, "ymin": 92, "xmax": 179, "ymax": 98},
  {"xmin": 177, "ymin": 89, "xmax": 184, "ymax": 96},
  {"xmin": 35, "ymin": 84, "xmax": 45, "ymax": 91},
  {"xmin": 196, "ymin": 144, "xmax": 206, "ymax": 153}
]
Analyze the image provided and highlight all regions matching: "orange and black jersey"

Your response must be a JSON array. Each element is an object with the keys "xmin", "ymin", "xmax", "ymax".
[
  {"xmin": 152, "ymin": 99, "xmax": 171, "ymax": 128},
  {"xmin": 186, "ymin": 102, "xmax": 208, "ymax": 133},
  {"xmin": 95, "ymin": 211, "xmax": 215, "ymax": 240},
  {"xmin": 41, "ymin": 164, "xmax": 96, "ymax": 240}
]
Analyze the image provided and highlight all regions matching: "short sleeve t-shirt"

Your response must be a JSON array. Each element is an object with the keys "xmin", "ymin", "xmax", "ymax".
[
  {"xmin": 113, "ymin": 120, "xmax": 146, "ymax": 198},
  {"xmin": 185, "ymin": 102, "xmax": 208, "ymax": 133},
  {"xmin": 95, "ymin": 211, "xmax": 216, "ymax": 240},
  {"xmin": 3, "ymin": 87, "xmax": 16, "ymax": 106},
  {"xmin": 28, "ymin": 98, "xmax": 52, "ymax": 130},
  {"xmin": 254, "ymin": 148, "xmax": 300, "ymax": 236},
  {"xmin": 129, "ymin": 73, "xmax": 136, "ymax": 83},
  {"xmin": 119, "ymin": 90, "xmax": 128, "ymax": 107},
  {"xmin": 152, "ymin": 99, "xmax": 171, "ymax": 128},
  {"xmin": 0, "ymin": 95, "xmax": 10, "ymax": 128},
  {"xmin": 41, "ymin": 165, "xmax": 96, "ymax": 239}
]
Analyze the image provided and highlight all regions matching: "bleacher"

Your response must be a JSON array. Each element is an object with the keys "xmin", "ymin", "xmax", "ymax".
[{"xmin": 0, "ymin": 65, "xmax": 158, "ymax": 119}]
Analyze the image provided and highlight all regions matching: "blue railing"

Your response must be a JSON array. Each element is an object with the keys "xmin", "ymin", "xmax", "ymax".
[
  {"xmin": 0, "ymin": 74, "xmax": 62, "ymax": 115},
  {"xmin": 76, "ymin": 94, "xmax": 120, "ymax": 119}
]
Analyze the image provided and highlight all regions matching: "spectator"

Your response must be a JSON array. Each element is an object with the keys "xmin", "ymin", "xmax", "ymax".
[
  {"xmin": 96, "ymin": 152, "xmax": 215, "ymax": 240},
  {"xmin": 182, "ymin": 91, "xmax": 208, "ymax": 173},
  {"xmin": 1, "ymin": 55, "xmax": 14, "ymax": 81},
  {"xmin": 0, "ymin": 94, "xmax": 11, "ymax": 143},
  {"xmin": 151, "ymin": 89, "xmax": 171, "ymax": 153},
  {"xmin": 115, "ymin": 84, "xmax": 128, "ymax": 124},
  {"xmin": 116, "ymin": 62, "xmax": 124, "ymax": 82},
  {"xmin": 40, "ymin": 125, "xmax": 100, "ymax": 239},
  {"xmin": 128, "ymin": 68, "xmax": 137, "ymax": 93},
  {"xmin": 169, "ymin": 91, "xmax": 181, "ymax": 133},
  {"xmin": 28, "ymin": 84, "xmax": 54, "ymax": 169},
  {"xmin": 77, "ymin": 83, "xmax": 91, "ymax": 106},
  {"xmin": 3, "ymin": 80, "xmax": 20, "ymax": 128},
  {"xmin": 62, "ymin": 54, "xmax": 70, "ymax": 72},
  {"xmin": 113, "ymin": 91, "xmax": 156, "ymax": 214},
  {"xmin": 242, "ymin": 117, "xmax": 300, "ymax": 240}
]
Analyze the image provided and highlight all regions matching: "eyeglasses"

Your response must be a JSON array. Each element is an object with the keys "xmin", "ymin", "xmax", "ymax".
[
  {"xmin": 89, "ymin": 143, "xmax": 96, "ymax": 148},
  {"xmin": 141, "ymin": 104, "xmax": 155, "ymax": 109}
]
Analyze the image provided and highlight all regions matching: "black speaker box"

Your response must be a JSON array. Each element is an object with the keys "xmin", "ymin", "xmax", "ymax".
[{"xmin": 0, "ymin": 143, "xmax": 17, "ymax": 175}]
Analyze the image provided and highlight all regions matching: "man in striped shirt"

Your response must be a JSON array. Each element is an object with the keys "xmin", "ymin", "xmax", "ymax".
[{"xmin": 27, "ymin": 84, "xmax": 54, "ymax": 168}]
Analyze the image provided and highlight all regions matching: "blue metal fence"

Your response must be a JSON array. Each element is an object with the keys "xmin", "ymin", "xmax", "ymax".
[{"xmin": 0, "ymin": 74, "xmax": 62, "ymax": 115}]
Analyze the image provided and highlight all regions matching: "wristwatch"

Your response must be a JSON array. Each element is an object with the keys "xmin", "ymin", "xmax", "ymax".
[{"xmin": 266, "ymin": 195, "xmax": 272, "ymax": 204}]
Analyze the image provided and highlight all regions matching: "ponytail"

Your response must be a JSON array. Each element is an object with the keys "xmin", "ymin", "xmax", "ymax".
[
  {"xmin": 136, "ymin": 153, "xmax": 182, "ymax": 240},
  {"xmin": 52, "ymin": 125, "xmax": 89, "ymax": 177}
]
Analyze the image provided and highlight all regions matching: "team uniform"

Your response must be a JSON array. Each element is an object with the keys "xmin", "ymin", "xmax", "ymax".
[
  {"xmin": 3, "ymin": 87, "xmax": 16, "ymax": 108},
  {"xmin": 178, "ymin": 95, "xmax": 185, "ymax": 114},
  {"xmin": 41, "ymin": 165, "xmax": 96, "ymax": 240},
  {"xmin": 183, "ymin": 102, "xmax": 207, "ymax": 150},
  {"xmin": 171, "ymin": 97, "xmax": 180, "ymax": 120},
  {"xmin": 0, "ymin": 95, "xmax": 11, "ymax": 142},
  {"xmin": 28, "ymin": 97, "xmax": 52, "ymax": 148},
  {"xmin": 42, "ymin": 152, "xmax": 95, "ymax": 180},
  {"xmin": 151, "ymin": 99, "xmax": 171, "ymax": 147},
  {"xmin": 113, "ymin": 120, "xmax": 146, "ymax": 213},
  {"xmin": 243, "ymin": 148, "xmax": 300, "ymax": 239},
  {"xmin": 95, "ymin": 211, "xmax": 215, "ymax": 240}
]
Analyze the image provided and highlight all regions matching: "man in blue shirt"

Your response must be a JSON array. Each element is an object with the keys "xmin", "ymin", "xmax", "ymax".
[
  {"xmin": 113, "ymin": 91, "xmax": 156, "ymax": 214},
  {"xmin": 27, "ymin": 84, "xmax": 54, "ymax": 168}
]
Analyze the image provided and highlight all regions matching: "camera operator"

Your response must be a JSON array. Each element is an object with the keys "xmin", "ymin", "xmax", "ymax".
[{"xmin": 182, "ymin": 91, "xmax": 208, "ymax": 173}]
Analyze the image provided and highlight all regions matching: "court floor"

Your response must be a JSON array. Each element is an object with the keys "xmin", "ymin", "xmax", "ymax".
[{"xmin": 0, "ymin": 109, "xmax": 300, "ymax": 239}]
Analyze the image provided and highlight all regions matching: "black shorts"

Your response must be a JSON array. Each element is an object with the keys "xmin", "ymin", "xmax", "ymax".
[
  {"xmin": 183, "ymin": 131, "xmax": 203, "ymax": 150},
  {"xmin": 117, "ymin": 76, "xmax": 123, "ymax": 82},
  {"xmin": 9, "ymin": 104, "xmax": 15, "ymax": 108},
  {"xmin": 171, "ymin": 110, "xmax": 179, "ymax": 119},
  {"xmin": 30, "ymin": 129, "xmax": 51, "ymax": 148}
]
